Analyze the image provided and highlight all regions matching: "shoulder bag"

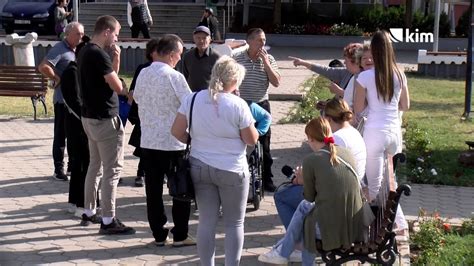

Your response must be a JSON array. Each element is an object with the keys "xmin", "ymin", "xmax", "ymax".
[{"xmin": 167, "ymin": 92, "xmax": 198, "ymax": 201}]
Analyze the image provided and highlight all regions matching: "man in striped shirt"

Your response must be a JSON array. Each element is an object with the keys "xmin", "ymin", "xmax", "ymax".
[{"xmin": 233, "ymin": 28, "xmax": 281, "ymax": 192}]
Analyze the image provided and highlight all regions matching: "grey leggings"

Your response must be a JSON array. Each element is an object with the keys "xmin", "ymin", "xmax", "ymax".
[{"xmin": 190, "ymin": 157, "xmax": 249, "ymax": 266}]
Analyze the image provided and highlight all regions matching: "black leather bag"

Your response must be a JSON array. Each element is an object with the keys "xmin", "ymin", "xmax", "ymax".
[{"xmin": 167, "ymin": 92, "xmax": 198, "ymax": 201}]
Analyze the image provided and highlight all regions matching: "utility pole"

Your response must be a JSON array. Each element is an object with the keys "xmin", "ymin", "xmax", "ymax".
[{"xmin": 462, "ymin": 1, "xmax": 472, "ymax": 120}]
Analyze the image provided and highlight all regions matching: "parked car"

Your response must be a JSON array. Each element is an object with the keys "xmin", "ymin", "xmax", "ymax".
[{"xmin": 1, "ymin": 0, "xmax": 57, "ymax": 35}]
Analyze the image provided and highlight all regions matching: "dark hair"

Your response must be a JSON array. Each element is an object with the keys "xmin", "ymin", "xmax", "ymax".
[
  {"xmin": 156, "ymin": 34, "xmax": 183, "ymax": 56},
  {"xmin": 75, "ymin": 35, "xmax": 90, "ymax": 57},
  {"xmin": 145, "ymin": 38, "xmax": 159, "ymax": 61},
  {"xmin": 93, "ymin": 15, "xmax": 118, "ymax": 35},
  {"xmin": 328, "ymin": 59, "xmax": 344, "ymax": 68},
  {"xmin": 246, "ymin": 28, "xmax": 264, "ymax": 41}
]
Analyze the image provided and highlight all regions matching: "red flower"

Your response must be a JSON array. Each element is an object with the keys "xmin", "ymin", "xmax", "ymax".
[{"xmin": 443, "ymin": 223, "xmax": 451, "ymax": 232}]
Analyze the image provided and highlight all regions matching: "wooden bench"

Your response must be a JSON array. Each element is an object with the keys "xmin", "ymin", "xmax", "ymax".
[
  {"xmin": 0, "ymin": 65, "xmax": 48, "ymax": 120},
  {"xmin": 316, "ymin": 153, "xmax": 411, "ymax": 266}
]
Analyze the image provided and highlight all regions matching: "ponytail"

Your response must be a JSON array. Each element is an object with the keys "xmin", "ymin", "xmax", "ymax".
[
  {"xmin": 305, "ymin": 117, "xmax": 340, "ymax": 166},
  {"xmin": 209, "ymin": 76, "xmax": 223, "ymax": 102}
]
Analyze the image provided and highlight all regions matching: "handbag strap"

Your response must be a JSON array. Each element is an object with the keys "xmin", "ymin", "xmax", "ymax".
[
  {"xmin": 186, "ymin": 92, "xmax": 198, "ymax": 153},
  {"xmin": 319, "ymin": 149, "xmax": 368, "ymax": 201}
]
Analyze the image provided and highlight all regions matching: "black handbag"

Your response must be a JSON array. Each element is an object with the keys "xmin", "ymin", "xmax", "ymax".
[{"xmin": 167, "ymin": 92, "xmax": 198, "ymax": 201}]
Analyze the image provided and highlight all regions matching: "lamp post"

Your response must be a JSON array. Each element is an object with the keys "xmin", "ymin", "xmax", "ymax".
[{"xmin": 462, "ymin": 1, "xmax": 472, "ymax": 120}]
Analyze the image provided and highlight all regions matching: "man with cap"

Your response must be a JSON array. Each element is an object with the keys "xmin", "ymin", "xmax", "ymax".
[
  {"xmin": 178, "ymin": 26, "xmax": 221, "ymax": 92},
  {"xmin": 198, "ymin": 7, "xmax": 221, "ymax": 41}
]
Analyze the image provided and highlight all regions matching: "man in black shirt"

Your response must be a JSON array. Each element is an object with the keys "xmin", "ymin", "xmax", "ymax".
[
  {"xmin": 179, "ymin": 26, "xmax": 221, "ymax": 92},
  {"xmin": 198, "ymin": 7, "xmax": 221, "ymax": 41},
  {"xmin": 77, "ymin": 15, "xmax": 134, "ymax": 235}
]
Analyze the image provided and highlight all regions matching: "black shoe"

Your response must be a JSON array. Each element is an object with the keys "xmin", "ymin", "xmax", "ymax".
[
  {"xmin": 135, "ymin": 176, "xmax": 144, "ymax": 187},
  {"xmin": 66, "ymin": 164, "xmax": 71, "ymax": 176},
  {"xmin": 264, "ymin": 182, "xmax": 276, "ymax": 192},
  {"xmin": 99, "ymin": 218, "xmax": 136, "ymax": 235},
  {"xmin": 53, "ymin": 171, "xmax": 68, "ymax": 181},
  {"xmin": 118, "ymin": 178, "xmax": 123, "ymax": 184},
  {"xmin": 80, "ymin": 213, "xmax": 102, "ymax": 226}
]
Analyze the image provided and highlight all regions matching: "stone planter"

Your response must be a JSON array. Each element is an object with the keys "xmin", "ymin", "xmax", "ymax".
[{"xmin": 225, "ymin": 33, "xmax": 468, "ymax": 51}]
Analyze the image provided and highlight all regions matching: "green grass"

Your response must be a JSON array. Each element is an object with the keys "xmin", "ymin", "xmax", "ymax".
[
  {"xmin": 0, "ymin": 74, "xmax": 134, "ymax": 119},
  {"xmin": 281, "ymin": 73, "xmax": 474, "ymax": 187},
  {"xmin": 403, "ymin": 73, "xmax": 474, "ymax": 186}
]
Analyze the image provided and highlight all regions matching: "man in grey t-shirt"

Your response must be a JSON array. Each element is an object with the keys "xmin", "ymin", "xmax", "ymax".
[{"xmin": 38, "ymin": 22, "xmax": 84, "ymax": 181}]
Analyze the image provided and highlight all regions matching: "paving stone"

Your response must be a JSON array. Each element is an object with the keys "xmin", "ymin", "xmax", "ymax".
[{"xmin": 0, "ymin": 47, "xmax": 471, "ymax": 265}]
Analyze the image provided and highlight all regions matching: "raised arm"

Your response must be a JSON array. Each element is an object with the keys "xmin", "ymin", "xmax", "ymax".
[{"xmin": 289, "ymin": 56, "xmax": 350, "ymax": 84}]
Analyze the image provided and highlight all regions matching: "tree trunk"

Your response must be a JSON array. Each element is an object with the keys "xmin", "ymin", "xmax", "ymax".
[
  {"xmin": 273, "ymin": 0, "xmax": 282, "ymax": 25},
  {"xmin": 404, "ymin": 0, "xmax": 413, "ymax": 28}
]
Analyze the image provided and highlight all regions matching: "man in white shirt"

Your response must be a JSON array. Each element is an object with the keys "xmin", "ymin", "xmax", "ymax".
[{"xmin": 134, "ymin": 35, "xmax": 195, "ymax": 247}]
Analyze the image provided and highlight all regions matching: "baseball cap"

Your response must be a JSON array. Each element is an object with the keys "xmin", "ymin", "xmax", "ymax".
[{"xmin": 193, "ymin": 26, "xmax": 211, "ymax": 36}]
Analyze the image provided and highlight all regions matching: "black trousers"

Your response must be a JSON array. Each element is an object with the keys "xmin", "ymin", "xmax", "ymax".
[
  {"xmin": 257, "ymin": 100, "xmax": 274, "ymax": 184},
  {"xmin": 65, "ymin": 112, "xmax": 89, "ymax": 208},
  {"xmin": 142, "ymin": 148, "xmax": 191, "ymax": 242},
  {"xmin": 131, "ymin": 23, "xmax": 150, "ymax": 39},
  {"xmin": 53, "ymin": 103, "xmax": 67, "ymax": 173}
]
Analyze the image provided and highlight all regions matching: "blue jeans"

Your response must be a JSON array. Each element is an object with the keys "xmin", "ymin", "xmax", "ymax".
[
  {"xmin": 274, "ymin": 184, "xmax": 304, "ymax": 229},
  {"xmin": 274, "ymin": 200, "xmax": 319, "ymax": 266}
]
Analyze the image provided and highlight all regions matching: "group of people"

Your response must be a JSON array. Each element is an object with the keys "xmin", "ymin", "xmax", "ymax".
[
  {"xmin": 258, "ymin": 31, "xmax": 410, "ymax": 265},
  {"xmin": 40, "ymin": 12, "xmax": 280, "ymax": 264},
  {"xmin": 39, "ymin": 12, "xmax": 410, "ymax": 265}
]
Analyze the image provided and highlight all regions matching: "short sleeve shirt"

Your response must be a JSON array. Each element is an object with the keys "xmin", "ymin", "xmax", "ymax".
[
  {"xmin": 356, "ymin": 69, "xmax": 405, "ymax": 129},
  {"xmin": 233, "ymin": 49, "xmax": 279, "ymax": 103},
  {"xmin": 45, "ymin": 40, "xmax": 75, "ymax": 104},
  {"xmin": 134, "ymin": 61, "xmax": 192, "ymax": 151},
  {"xmin": 178, "ymin": 90, "xmax": 255, "ymax": 173}
]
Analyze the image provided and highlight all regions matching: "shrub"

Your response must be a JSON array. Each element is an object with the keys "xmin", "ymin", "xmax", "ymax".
[
  {"xmin": 304, "ymin": 23, "xmax": 331, "ymax": 35},
  {"xmin": 412, "ymin": 11, "xmax": 451, "ymax": 38},
  {"xmin": 330, "ymin": 23, "xmax": 363, "ymax": 36},
  {"xmin": 411, "ymin": 211, "xmax": 474, "ymax": 265},
  {"xmin": 273, "ymin": 24, "xmax": 305, "ymax": 35},
  {"xmin": 281, "ymin": 76, "xmax": 332, "ymax": 123},
  {"xmin": 403, "ymin": 121, "xmax": 436, "ymax": 184},
  {"xmin": 455, "ymin": 9, "xmax": 470, "ymax": 37},
  {"xmin": 411, "ymin": 210, "xmax": 446, "ymax": 265},
  {"xmin": 359, "ymin": 6, "xmax": 405, "ymax": 32}
]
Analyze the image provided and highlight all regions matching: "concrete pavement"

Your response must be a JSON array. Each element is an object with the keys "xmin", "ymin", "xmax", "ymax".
[{"xmin": 0, "ymin": 46, "xmax": 473, "ymax": 265}]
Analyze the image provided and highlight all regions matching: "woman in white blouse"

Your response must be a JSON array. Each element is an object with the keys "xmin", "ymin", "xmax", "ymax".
[{"xmin": 172, "ymin": 55, "xmax": 258, "ymax": 266}]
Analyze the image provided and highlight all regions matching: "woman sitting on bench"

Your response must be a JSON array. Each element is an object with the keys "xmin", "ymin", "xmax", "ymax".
[{"xmin": 258, "ymin": 117, "xmax": 368, "ymax": 265}]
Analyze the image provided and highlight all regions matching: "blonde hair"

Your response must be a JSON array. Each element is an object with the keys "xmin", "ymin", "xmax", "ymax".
[
  {"xmin": 355, "ymin": 43, "xmax": 370, "ymax": 68},
  {"xmin": 209, "ymin": 55, "xmax": 246, "ymax": 101},
  {"xmin": 305, "ymin": 117, "xmax": 339, "ymax": 165},
  {"xmin": 323, "ymin": 98, "xmax": 353, "ymax": 124}
]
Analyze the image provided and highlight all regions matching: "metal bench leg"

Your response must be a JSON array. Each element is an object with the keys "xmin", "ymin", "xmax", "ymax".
[
  {"xmin": 30, "ymin": 96, "xmax": 38, "ymax": 120},
  {"xmin": 39, "ymin": 95, "xmax": 47, "ymax": 116}
]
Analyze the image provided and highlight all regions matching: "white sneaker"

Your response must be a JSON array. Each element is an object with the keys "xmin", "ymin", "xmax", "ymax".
[
  {"xmin": 289, "ymin": 249, "xmax": 302, "ymax": 262},
  {"xmin": 258, "ymin": 249, "xmax": 288, "ymax": 265}
]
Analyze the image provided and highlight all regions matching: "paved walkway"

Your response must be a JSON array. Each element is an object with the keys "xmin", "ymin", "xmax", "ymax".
[{"xmin": 1, "ymin": 47, "xmax": 473, "ymax": 265}]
